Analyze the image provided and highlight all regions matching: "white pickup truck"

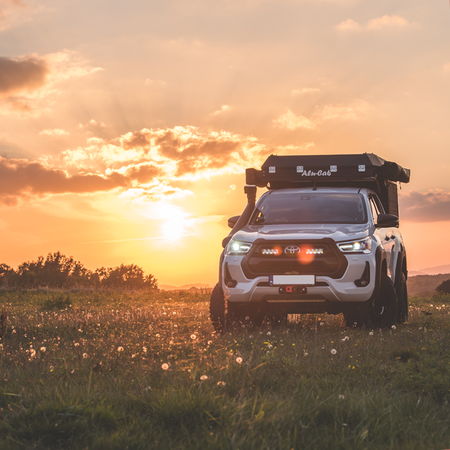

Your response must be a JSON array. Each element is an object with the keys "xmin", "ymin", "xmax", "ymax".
[{"xmin": 210, "ymin": 153, "xmax": 410, "ymax": 330}]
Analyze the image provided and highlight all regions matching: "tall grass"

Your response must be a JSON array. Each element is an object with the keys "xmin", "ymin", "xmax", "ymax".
[{"xmin": 1, "ymin": 290, "xmax": 449, "ymax": 449}]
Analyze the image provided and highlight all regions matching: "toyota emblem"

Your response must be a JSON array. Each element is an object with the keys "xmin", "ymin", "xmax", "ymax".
[{"xmin": 284, "ymin": 245, "xmax": 300, "ymax": 255}]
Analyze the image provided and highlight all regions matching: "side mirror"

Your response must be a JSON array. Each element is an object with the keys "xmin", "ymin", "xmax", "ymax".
[
  {"xmin": 376, "ymin": 213, "xmax": 399, "ymax": 228},
  {"xmin": 228, "ymin": 215, "xmax": 240, "ymax": 229}
]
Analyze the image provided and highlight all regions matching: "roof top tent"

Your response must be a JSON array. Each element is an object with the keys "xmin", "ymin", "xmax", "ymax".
[{"xmin": 245, "ymin": 153, "xmax": 410, "ymax": 217}]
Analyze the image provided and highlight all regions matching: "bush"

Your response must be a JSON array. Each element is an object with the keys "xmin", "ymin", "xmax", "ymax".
[{"xmin": 435, "ymin": 279, "xmax": 450, "ymax": 294}]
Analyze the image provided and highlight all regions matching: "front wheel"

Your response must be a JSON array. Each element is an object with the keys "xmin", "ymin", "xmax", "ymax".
[
  {"xmin": 344, "ymin": 273, "xmax": 398, "ymax": 328},
  {"xmin": 210, "ymin": 283, "xmax": 226, "ymax": 332}
]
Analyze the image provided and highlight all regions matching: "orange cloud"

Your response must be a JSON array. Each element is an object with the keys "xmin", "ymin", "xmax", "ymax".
[
  {"xmin": 273, "ymin": 100, "xmax": 369, "ymax": 131},
  {"xmin": 0, "ymin": 156, "xmax": 151, "ymax": 206},
  {"xmin": 2, "ymin": 126, "xmax": 309, "ymax": 206},
  {"xmin": 0, "ymin": 56, "xmax": 48, "ymax": 96},
  {"xmin": 56, "ymin": 126, "xmax": 269, "ymax": 180},
  {"xmin": 39, "ymin": 128, "xmax": 70, "ymax": 137},
  {"xmin": 336, "ymin": 15, "xmax": 418, "ymax": 32},
  {"xmin": 0, "ymin": 51, "xmax": 101, "ymax": 117},
  {"xmin": 273, "ymin": 109, "xmax": 316, "ymax": 130},
  {"xmin": 400, "ymin": 190, "xmax": 450, "ymax": 222}
]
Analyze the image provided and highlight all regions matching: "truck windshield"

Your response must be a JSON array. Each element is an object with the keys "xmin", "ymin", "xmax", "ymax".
[{"xmin": 251, "ymin": 193, "xmax": 367, "ymax": 225}]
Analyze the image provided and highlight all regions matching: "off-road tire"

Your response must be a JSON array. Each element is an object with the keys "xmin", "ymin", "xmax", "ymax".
[
  {"xmin": 396, "ymin": 271, "xmax": 408, "ymax": 324},
  {"xmin": 366, "ymin": 272, "xmax": 398, "ymax": 328},
  {"xmin": 344, "ymin": 273, "xmax": 398, "ymax": 328},
  {"xmin": 210, "ymin": 283, "xmax": 226, "ymax": 332}
]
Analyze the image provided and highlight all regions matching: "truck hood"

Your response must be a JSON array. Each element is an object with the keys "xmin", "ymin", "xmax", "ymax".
[{"xmin": 233, "ymin": 223, "xmax": 370, "ymax": 243}]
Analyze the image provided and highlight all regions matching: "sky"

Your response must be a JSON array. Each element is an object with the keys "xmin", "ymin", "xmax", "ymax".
[{"xmin": 1, "ymin": 0, "xmax": 450, "ymax": 286}]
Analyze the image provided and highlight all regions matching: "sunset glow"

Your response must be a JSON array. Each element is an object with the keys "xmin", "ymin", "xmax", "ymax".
[{"xmin": 1, "ymin": 1, "xmax": 450, "ymax": 286}]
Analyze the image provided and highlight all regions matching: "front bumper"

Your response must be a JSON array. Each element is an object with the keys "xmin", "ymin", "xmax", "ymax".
[{"xmin": 222, "ymin": 252, "xmax": 376, "ymax": 304}]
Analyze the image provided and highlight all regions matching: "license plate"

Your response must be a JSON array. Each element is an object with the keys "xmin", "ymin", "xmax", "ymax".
[{"xmin": 269, "ymin": 275, "xmax": 315, "ymax": 286}]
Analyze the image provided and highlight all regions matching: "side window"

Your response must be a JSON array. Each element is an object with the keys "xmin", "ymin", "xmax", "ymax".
[
  {"xmin": 369, "ymin": 195, "xmax": 386, "ymax": 224},
  {"xmin": 369, "ymin": 196, "xmax": 382, "ymax": 224}
]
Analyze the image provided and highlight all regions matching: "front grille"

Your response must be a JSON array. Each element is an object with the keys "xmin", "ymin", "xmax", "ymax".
[{"xmin": 242, "ymin": 238, "xmax": 347, "ymax": 279}]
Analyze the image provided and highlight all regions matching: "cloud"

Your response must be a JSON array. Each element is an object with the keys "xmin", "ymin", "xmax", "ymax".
[
  {"xmin": 119, "ymin": 181, "xmax": 194, "ymax": 204},
  {"xmin": 400, "ymin": 190, "xmax": 450, "ymax": 222},
  {"xmin": 273, "ymin": 100, "xmax": 369, "ymax": 130},
  {"xmin": 273, "ymin": 109, "xmax": 316, "ymax": 130},
  {"xmin": 211, "ymin": 104, "xmax": 230, "ymax": 116},
  {"xmin": 0, "ymin": 0, "xmax": 27, "ymax": 32},
  {"xmin": 39, "ymin": 128, "xmax": 70, "ymax": 137},
  {"xmin": 291, "ymin": 88, "xmax": 321, "ymax": 95},
  {"xmin": 1, "ymin": 125, "xmax": 312, "ymax": 206},
  {"xmin": 145, "ymin": 78, "xmax": 166, "ymax": 86},
  {"xmin": 0, "ymin": 51, "xmax": 102, "ymax": 116},
  {"xmin": 367, "ymin": 15, "xmax": 413, "ymax": 30},
  {"xmin": 55, "ymin": 126, "xmax": 268, "ymax": 180},
  {"xmin": 335, "ymin": 18, "xmax": 362, "ymax": 32},
  {"xmin": 336, "ymin": 15, "xmax": 418, "ymax": 33},
  {"xmin": 0, "ymin": 56, "xmax": 48, "ymax": 96},
  {"xmin": 0, "ymin": 156, "xmax": 157, "ymax": 206},
  {"xmin": 319, "ymin": 99, "xmax": 369, "ymax": 120}
]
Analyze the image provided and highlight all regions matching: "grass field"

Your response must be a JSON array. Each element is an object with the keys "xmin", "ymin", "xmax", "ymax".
[{"xmin": 1, "ymin": 289, "xmax": 450, "ymax": 449}]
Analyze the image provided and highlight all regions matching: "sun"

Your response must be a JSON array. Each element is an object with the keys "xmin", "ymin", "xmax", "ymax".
[{"xmin": 162, "ymin": 219, "xmax": 186, "ymax": 240}]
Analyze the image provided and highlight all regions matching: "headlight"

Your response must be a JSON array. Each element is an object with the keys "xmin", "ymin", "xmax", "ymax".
[
  {"xmin": 227, "ymin": 240, "xmax": 252, "ymax": 255},
  {"xmin": 337, "ymin": 237, "xmax": 372, "ymax": 254}
]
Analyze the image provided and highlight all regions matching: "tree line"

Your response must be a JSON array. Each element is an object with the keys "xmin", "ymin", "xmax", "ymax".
[{"xmin": 0, "ymin": 252, "xmax": 158, "ymax": 291}]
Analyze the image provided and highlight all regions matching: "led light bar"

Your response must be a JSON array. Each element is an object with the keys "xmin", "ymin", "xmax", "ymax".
[
  {"xmin": 261, "ymin": 248, "xmax": 281, "ymax": 255},
  {"xmin": 305, "ymin": 248, "xmax": 324, "ymax": 255}
]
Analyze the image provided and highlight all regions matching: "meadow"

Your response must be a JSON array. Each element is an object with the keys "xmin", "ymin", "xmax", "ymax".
[{"xmin": 0, "ymin": 289, "xmax": 449, "ymax": 450}]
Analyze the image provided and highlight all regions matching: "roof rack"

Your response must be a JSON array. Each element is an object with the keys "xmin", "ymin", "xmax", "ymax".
[{"xmin": 246, "ymin": 153, "xmax": 410, "ymax": 189}]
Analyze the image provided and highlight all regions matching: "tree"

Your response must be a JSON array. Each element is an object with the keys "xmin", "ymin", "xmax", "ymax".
[
  {"xmin": 436, "ymin": 279, "xmax": 450, "ymax": 295},
  {"xmin": 101, "ymin": 264, "xmax": 158, "ymax": 290},
  {"xmin": 0, "ymin": 253, "xmax": 158, "ymax": 291},
  {"xmin": 0, "ymin": 264, "xmax": 16, "ymax": 287}
]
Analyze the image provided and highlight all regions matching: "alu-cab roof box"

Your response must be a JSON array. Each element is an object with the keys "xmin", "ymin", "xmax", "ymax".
[{"xmin": 245, "ymin": 153, "xmax": 410, "ymax": 217}]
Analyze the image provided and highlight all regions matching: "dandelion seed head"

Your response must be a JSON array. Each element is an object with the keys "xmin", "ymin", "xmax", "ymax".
[
  {"xmin": 391, "ymin": 325, "xmax": 396, "ymax": 330},
  {"xmin": 236, "ymin": 357, "xmax": 243, "ymax": 364},
  {"xmin": 304, "ymin": 352, "xmax": 308, "ymax": 357},
  {"xmin": 161, "ymin": 363, "xmax": 169, "ymax": 370},
  {"xmin": 74, "ymin": 342, "xmax": 80, "ymax": 347},
  {"xmin": 200, "ymin": 375, "xmax": 208, "ymax": 380},
  {"xmin": 369, "ymin": 331, "xmax": 374, "ymax": 336},
  {"xmin": 83, "ymin": 353, "xmax": 88, "ymax": 358},
  {"xmin": 191, "ymin": 334, "xmax": 197, "ymax": 340},
  {"xmin": 117, "ymin": 346, "xmax": 124, "ymax": 352},
  {"xmin": 40, "ymin": 347, "xmax": 46, "ymax": 352},
  {"xmin": 331, "ymin": 349, "xmax": 337, "ymax": 355},
  {"xmin": 217, "ymin": 381, "xmax": 226, "ymax": 387}
]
